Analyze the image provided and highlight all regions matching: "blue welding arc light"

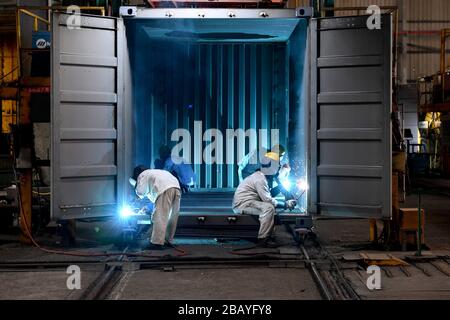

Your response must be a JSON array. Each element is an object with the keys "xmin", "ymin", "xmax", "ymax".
[
  {"xmin": 279, "ymin": 178, "xmax": 309, "ymax": 192},
  {"xmin": 120, "ymin": 206, "xmax": 133, "ymax": 219},
  {"xmin": 280, "ymin": 178, "xmax": 292, "ymax": 191}
]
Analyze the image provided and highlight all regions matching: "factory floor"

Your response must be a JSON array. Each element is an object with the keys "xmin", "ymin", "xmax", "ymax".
[
  {"xmin": 0, "ymin": 186, "xmax": 449, "ymax": 300},
  {"xmin": 0, "ymin": 226, "xmax": 321, "ymax": 300},
  {"xmin": 315, "ymin": 191, "xmax": 450, "ymax": 300}
]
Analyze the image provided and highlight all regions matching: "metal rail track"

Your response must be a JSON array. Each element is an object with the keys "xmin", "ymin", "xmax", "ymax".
[
  {"xmin": 300, "ymin": 241, "xmax": 361, "ymax": 300},
  {"xmin": 0, "ymin": 257, "xmax": 307, "ymax": 269},
  {"xmin": 0, "ymin": 251, "xmax": 358, "ymax": 300},
  {"xmin": 75, "ymin": 235, "xmax": 360, "ymax": 300},
  {"xmin": 0, "ymin": 227, "xmax": 362, "ymax": 300},
  {"xmin": 286, "ymin": 222, "xmax": 360, "ymax": 300},
  {"xmin": 299, "ymin": 243, "xmax": 333, "ymax": 300},
  {"xmin": 78, "ymin": 247, "xmax": 129, "ymax": 300}
]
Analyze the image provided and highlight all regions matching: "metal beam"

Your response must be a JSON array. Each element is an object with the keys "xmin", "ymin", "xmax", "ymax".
[
  {"xmin": 144, "ymin": 0, "xmax": 288, "ymax": 8},
  {"xmin": 420, "ymin": 103, "xmax": 450, "ymax": 113},
  {"xmin": 0, "ymin": 87, "xmax": 18, "ymax": 100}
]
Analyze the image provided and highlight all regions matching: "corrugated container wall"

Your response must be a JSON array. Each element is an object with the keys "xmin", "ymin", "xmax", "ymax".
[{"xmin": 125, "ymin": 18, "xmax": 308, "ymax": 193}]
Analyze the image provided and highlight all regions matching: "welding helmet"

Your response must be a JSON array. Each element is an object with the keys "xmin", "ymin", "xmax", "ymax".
[
  {"xmin": 264, "ymin": 144, "xmax": 285, "ymax": 163},
  {"xmin": 264, "ymin": 152, "xmax": 280, "ymax": 162},
  {"xmin": 270, "ymin": 144, "xmax": 286, "ymax": 158},
  {"xmin": 260, "ymin": 158, "xmax": 280, "ymax": 177}
]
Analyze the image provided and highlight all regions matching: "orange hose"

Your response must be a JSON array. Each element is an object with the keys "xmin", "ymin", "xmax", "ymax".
[
  {"xmin": 11, "ymin": 139, "xmax": 187, "ymax": 258},
  {"xmin": 18, "ymin": 190, "xmax": 187, "ymax": 258}
]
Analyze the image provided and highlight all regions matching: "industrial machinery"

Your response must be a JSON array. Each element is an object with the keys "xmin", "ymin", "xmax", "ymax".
[
  {"xmin": 417, "ymin": 28, "xmax": 450, "ymax": 175},
  {"xmin": 50, "ymin": 7, "xmax": 393, "ymax": 242}
]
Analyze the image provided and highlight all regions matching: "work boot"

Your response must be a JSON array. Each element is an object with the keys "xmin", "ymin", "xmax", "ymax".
[
  {"xmin": 257, "ymin": 238, "xmax": 279, "ymax": 248},
  {"xmin": 145, "ymin": 242, "xmax": 166, "ymax": 251},
  {"xmin": 164, "ymin": 241, "xmax": 176, "ymax": 248}
]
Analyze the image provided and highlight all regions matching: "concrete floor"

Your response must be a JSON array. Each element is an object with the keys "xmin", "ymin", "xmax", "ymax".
[
  {"xmin": 0, "ymin": 185, "xmax": 449, "ymax": 300},
  {"xmin": 344, "ymin": 263, "xmax": 450, "ymax": 300},
  {"xmin": 0, "ymin": 269, "xmax": 102, "ymax": 300},
  {"xmin": 109, "ymin": 268, "xmax": 320, "ymax": 300},
  {"xmin": 0, "ymin": 225, "xmax": 319, "ymax": 300},
  {"xmin": 315, "ymin": 191, "xmax": 450, "ymax": 300}
]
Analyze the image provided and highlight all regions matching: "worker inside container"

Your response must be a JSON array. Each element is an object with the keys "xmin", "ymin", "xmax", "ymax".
[
  {"xmin": 154, "ymin": 144, "xmax": 196, "ymax": 194},
  {"xmin": 233, "ymin": 159, "xmax": 297, "ymax": 248},
  {"xmin": 127, "ymin": 16, "xmax": 309, "ymax": 212},
  {"xmin": 238, "ymin": 144, "xmax": 293, "ymax": 200},
  {"xmin": 129, "ymin": 166, "xmax": 182, "ymax": 250}
]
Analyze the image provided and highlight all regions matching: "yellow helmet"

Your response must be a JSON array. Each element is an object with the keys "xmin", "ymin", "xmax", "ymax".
[
  {"xmin": 271, "ymin": 144, "xmax": 285, "ymax": 156},
  {"xmin": 265, "ymin": 151, "xmax": 280, "ymax": 162},
  {"xmin": 264, "ymin": 144, "xmax": 285, "ymax": 162}
]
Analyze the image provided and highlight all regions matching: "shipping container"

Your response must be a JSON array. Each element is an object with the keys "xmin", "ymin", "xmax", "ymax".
[{"xmin": 51, "ymin": 8, "xmax": 393, "ymax": 230}]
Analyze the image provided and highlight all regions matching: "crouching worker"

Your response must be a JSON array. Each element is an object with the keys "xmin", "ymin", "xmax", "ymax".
[
  {"xmin": 129, "ymin": 166, "xmax": 181, "ymax": 250},
  {"xmin": 232, "ymin": 163, "xmax": 297, "ymax": 248}
]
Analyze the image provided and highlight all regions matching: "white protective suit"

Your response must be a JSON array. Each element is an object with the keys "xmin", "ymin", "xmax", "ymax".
[
  {"xmin": 232, "ymin": 171, "xmax": 278, "ymax": 239},
  {"xmin": 135, "ymin": 169, "xmax": 181, "ymax": 245}
]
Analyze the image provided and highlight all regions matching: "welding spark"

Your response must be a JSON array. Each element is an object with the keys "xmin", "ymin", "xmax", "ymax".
[
  {"xmin": 280, "ymin": 178, "xmax": 292, "ymax": 191},
  {"xmin": 296, "ymin": 179, "xmax": 309, "ymax": 191}
]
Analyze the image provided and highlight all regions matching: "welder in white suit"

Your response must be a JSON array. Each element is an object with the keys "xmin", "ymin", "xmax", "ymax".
[
  {"xmin": 129, "ymin": 166, "xmax": 181, "ymax": 250},
  {"xmin": 233, "ymin": 161, "xmax": 297, "ymax": 248}
]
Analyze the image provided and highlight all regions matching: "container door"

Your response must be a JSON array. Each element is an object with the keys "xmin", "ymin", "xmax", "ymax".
[
  {"xmin": 309, "ymin": 14, "xmax": 392, "ymax": 218},
  {"xmin": 51, "ymin": 13, "xmax": 125, "ymax": 220}
]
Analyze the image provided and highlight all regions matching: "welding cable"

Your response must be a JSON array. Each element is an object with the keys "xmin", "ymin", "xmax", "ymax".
[
  {"xmin": 229, "ymin": 250, "xmax": 279, "ymax": 256},
  {"xmin": 14, "ymin": 171, "xmax": 187, "ymax": 258},
  {"xmin": 228, "ymin": 235, "xmax": 305, "ymax": 257},
  {"xmin": 229, "ymin": 245, "xmax": 261, "ymax": 256},
  {"xmin": 228, "ymin": 244, "xmax": 281, "ymax": 256},
  {"xmin": 19, "ymin": 207, "xmax": 186, "ymax": 258},
  {"xmin": 164, "ymin": 242, "xmax": 188, "ymax": 256},
  {"xmin": 10, "ymin": 140, "xmax": 190, "ymax": 259},
  {"xmin": 172, "ymin": 246, "xmax": 187, "ymax": 256},
  {"xmin": 12, "ymin": 166, "xmax": 123, "ymax": 257},
  {"xmin": 19, "ymin": 206, "xmax": 186, "ymax": 258},
  {"xmin": 228, "ymin": 247, "xmax": 302, "ymax": 256}
]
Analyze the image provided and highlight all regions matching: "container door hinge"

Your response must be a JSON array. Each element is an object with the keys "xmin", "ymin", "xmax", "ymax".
[{"xmin": 296, "ymin": 7, "xmax": 314, "ymax": 19}]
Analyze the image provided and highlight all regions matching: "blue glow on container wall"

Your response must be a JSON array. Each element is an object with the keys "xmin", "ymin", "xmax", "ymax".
[{"xmin": 125, "ymin": 18, "xmax": 308, "ymax": 196}]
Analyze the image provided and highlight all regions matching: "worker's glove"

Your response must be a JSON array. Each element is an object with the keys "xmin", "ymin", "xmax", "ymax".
[
  {"xmin": 282, "ymin": 189, "xmax": 294, "ymax": 200},
  {"xmin": 285, "ymin": 199, "xmax": 297, "ymax": 210},
  {"xmin": 270, "ymin": 185, "xmax": 281, "ymax": 198},
  {"xmin": 274, "ymin": 200, "xmax": 286, "ymax": 209}
]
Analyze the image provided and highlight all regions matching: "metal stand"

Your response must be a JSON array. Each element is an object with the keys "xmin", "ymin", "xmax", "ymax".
[{"xmin": 415, "ymin": 189, "xmax": 422, "ymax": 256}]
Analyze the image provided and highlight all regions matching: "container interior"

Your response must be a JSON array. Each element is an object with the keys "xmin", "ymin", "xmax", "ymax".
[{"xmin": 124, "ymin": 18, "xmax": 309, "ymax": 210}]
